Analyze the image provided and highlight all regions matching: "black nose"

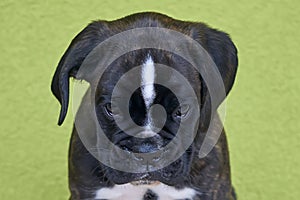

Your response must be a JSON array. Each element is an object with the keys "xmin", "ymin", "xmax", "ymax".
[
  {"xmin": 132, "ymin": 142, "xmax": 159, "ymax": 153},
  {"xmin": 121, "ymin": 139, "xmax": 161, "ymax": 153},
  {"xmin": 119, "ymin": 136, "xmax": 164, "ymax": 161}
]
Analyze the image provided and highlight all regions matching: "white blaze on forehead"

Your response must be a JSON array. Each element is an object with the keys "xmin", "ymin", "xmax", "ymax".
[{"xmin": 141, "ymin": 55, "xmax": 156, "ymax": 109}]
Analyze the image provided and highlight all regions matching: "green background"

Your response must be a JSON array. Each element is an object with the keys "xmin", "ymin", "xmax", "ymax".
[{"xmin": 1, "ymin": 0, "xmax": 299, "ymax": 199}]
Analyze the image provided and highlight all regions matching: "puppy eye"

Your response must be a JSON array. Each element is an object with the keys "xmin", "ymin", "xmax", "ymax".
[
  {"xmin": 104, "ymin": 103, "xmax": 113, "ymax": 117},
  {"xmin": 173, "ymin": 104, "xmax": 190, "ymax": 119}
]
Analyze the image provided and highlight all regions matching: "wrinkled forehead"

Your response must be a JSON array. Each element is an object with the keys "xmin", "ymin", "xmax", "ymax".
[{"xmin": 96, "ymin": 49, "xmax": 201, "ymax": 97}]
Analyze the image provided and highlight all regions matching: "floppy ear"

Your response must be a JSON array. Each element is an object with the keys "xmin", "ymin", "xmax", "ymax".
[
  {"xmin": 197, "ymin": 27, "xmax": 238, "ymax": 132},
  {"xmin": 51, "ymin": 21, "xmax": 107, "ymax": 125}
]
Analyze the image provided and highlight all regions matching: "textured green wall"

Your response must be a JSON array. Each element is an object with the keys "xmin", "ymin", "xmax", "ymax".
[{"xmin": 1, "ymin": 0, "xmax": 299, "ymax": 199}]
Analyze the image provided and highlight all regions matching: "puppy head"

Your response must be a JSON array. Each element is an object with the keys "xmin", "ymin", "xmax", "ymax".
[
  {"xmin": 51, "ymin": 12, "xmax": 238, "ymax": 186},
  {"xmin": 91, "ymin": 49, "xmax": 201, "ymax": 185}
]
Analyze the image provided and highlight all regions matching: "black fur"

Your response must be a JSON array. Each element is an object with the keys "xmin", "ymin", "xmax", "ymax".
[{"xmin": 143, "ymin": 189, "xmax": 158, "ymax": 200}]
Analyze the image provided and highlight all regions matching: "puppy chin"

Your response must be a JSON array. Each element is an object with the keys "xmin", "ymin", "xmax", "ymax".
[
  {"xmin": 130, "ymin": 180, "xmax": 161, "ymax": 186},
  {"xmin": 105, "ymin": 171, "xmax": 152, "ymax": 185},
  {"xmin": 104, "ymin": 155, "xmax": 189, "ymax": 187},
  {"xmin": 129, "ymin": 173, "xmax": 161, "ymax": 186}
]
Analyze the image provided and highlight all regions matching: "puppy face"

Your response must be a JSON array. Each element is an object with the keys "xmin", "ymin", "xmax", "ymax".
[
  {"xmin": 51, "ymin": 12, "xmax": 238, "ymax": 187},
  {"xmin": 94, "ymin": 49, "xmax": 201, "ymax": 185}
]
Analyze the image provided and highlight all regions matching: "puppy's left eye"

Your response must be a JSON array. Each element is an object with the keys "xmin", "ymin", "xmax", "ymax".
[
  {"xmin": 173, "ymin": 104, "xmax": 190, "ymax": 119},
  {"xmin": 104, "ymin": 103, "xmax": 113, "ymax": 117}
]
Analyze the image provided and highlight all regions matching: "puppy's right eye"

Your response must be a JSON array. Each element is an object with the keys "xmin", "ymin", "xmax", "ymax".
[{"xmin": 104, "ymin": 103, "xmax": 113, "ymax": 117}]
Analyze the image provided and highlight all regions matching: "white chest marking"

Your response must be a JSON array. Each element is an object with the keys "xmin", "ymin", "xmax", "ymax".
[{"xmin": 95, "ymin": 183, "xmax": 197, "ymax": 200}]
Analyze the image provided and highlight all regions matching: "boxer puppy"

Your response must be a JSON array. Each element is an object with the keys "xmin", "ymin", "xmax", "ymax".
[{"xmin": 51, "ymin": 12, "xmax": 238, "ymax": 200}]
